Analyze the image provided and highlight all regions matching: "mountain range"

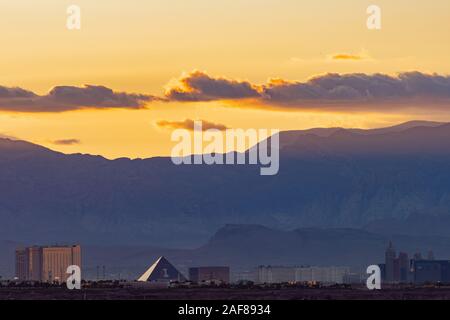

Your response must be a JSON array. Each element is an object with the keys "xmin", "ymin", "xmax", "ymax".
[
  {"xmin": 2, "ymin": 120, "xmax": 450, "ymax": 277},
  {"xmin": 1, "ymin": 120, "xmax": 450, "ymax": 244}
]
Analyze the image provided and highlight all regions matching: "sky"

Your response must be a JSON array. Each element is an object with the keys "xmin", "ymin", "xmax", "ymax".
[{"xmin": 1, "ymin": 0, "xmax": 450, "ymax": 158}]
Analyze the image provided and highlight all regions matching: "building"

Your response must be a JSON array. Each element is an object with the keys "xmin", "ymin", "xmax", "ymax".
[
  {"xmin": 256, "ymin": 266, "xmax": 296, "ymax": 284},
  {"xmin": 15, "ymin": 245, "xmax": 81, "ymax": 283},
  {"xmin": 15, "ymin": 249, "xmax": 28, "ymax": 281},
  {"xmin": 413, "ymin": 260, "xmax": 450, "ymax": 284},
  {"xmin": 138, "ymin": 256, "xmax": 186, "ymax": 283},
  {"xmin": 383, "ymin": 242, "xmax": 410, "ymax": 283},
  {"xmin": 296, "ymin": 266, "xmax": 350, "ymax": 284},
  {"xmin": 255, "ymin": 266, "xmax": 350, "ymax": 284},
  {"xmin": 385, "ymin": 242, "xmax": 396, "ymax": 283},
  {"xmin": 398, "ymin": 252, "xmax": 410, "ymax": 282},
  {"xmin": 378, "ymin": 243, "xmax": 450, "ymax": 284},
  {"xmin": 189, "ymin": 267, "xmax": 230, "ymax": 284},
  {"xmin": 378, "ymin": 263, "xmax": 386, "ymax": 281}
]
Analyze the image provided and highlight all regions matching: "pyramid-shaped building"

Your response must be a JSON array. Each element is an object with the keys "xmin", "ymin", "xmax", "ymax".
[{"xmin": 138, "ymin": 256, "xmax": 187, "ymax": 282}]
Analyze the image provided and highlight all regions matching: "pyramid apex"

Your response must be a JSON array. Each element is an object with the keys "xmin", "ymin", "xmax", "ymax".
[{"xmin": 137, "ymin": 256, "xmax": 186, "ymax": 283}]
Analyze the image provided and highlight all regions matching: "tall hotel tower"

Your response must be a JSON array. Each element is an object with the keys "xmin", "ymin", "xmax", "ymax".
[{"xmin": 15, "ymin": 245, "xmax": 81, "ymax": 283}]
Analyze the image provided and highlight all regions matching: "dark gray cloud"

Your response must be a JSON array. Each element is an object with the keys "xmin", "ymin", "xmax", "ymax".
[
  {"xmin": 0, "ymin": 85, "xmax": 156, "ymax": 112},
  {"xmin": 2, "ymin": 72, "xmax": 450, "ymax": 113},
  {"xmin": 261, "ymin": 72, "xmax": 449, "ymax": 104},
  {"xmin": 157, "ymin": 119, "xmax": 229, "ymax": 131},
  {"xmin": 166, "ymin": 71, "xmax": 450, "ymax": 110},
  {"xmin": 52, "ymin": 139, "xmax": 81, "ymax": 146},
  {"xmin": 165, "ymin": 71, "xmax": 260, "ymax": 101},
  {"xmin": 0, "ymin": 86, "xmax": 36, "ymax": 99}
]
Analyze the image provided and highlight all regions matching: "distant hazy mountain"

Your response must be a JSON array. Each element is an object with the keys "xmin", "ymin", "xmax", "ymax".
[
  {"xmin": 364, "ymin": 213, "xmax": 450, "ymax": 237},
  {"xmin": 1, "ymin": 121, "xmax": 450, "ymax": 249},
  {"xmin": 287, "ymin": 120, "xmax": 444, "ymax": 138},
  {"xmin": 348, "ymin": 120, "xmax": 444, "ymax": 136}
]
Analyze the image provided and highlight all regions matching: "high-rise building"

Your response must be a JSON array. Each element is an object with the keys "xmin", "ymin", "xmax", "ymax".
[
  {"xmin": 15, "ymin": 248, "xmax": 28, "ymax": 281},
  {"xmin": 398, "ymin": 252, "xmax": 410, "ymax": 282},
  {"xmin": 414, "ymin": 252, "xmax": 423, "ymax": 260},
  {"xmin": 15, "ymin": 245, "xmax": 81, "ymax": 283},
  {"xmin": 384, "ymin": 243, "xmax": 411, "ymax": 283},
  {"xmin": 385, "ymin": 242, "xmax": 396, "ymax": 283}
]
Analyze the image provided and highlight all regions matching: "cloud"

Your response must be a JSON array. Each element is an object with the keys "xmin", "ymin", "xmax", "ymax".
[
  {"xmin": 157, "ymin": 119, "xmax": 229, "ymax": 131},
  {"xmin": 0, "ymin": 86, "xmax": 36, "ymax": 99},
  {"xmin": 332, "ymin": 54, "xmax": 363, "ymax": 61},
  {"xmin": 261, "ymin": 72, "xmax": 450, "ymax": 107},
  {"xmin": 0, "ymin": 85, "xmax": 156, "ymax": 112},
  {"xmin": 165, "ymin": 71, "xmax": 260, "ymax": 101},
  {"xmin": 2, "ymin": 71, "xmax": 450, "ymax": 113},
  {"xmin": 290, "ymin": 50, "xmax": 371, "ymax": 65},
  {"xmin": 52, "ymin": 139, "xmax": 81, "ymax": 145},
  {"xmin": 166, "ymin": 71, "xmax": 450, "ymax": 111}
]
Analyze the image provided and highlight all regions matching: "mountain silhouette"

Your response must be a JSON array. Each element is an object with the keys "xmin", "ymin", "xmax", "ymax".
[{"xmin": 1, "ymin": 121, "xmax": 450, "ymax": 248}]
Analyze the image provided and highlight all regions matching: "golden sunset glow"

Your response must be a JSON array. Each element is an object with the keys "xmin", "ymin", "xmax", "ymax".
[{"xmin": 1, "ymin": 0, "xmax": 450, "ymax": 158}]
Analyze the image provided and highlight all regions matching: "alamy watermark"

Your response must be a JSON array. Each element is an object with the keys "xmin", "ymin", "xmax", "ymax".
[
  {"xmin": 64, "ymin": 5, "xmax": 380, "ymax": 31},
  {"xmin": 170, "ymin": 121, "xmax": 280, "ymax": 176},
  {"xmin": 366, "ymin": 265, "xmax": 381, "ymax": 290},
  {"xmin": 66, "ymin": 265, "xmax": 81, "ymax": 290},
  {"xmin": 367, "ymin": 5, "xmax": 382, "ymax": 30},
  {"xmin": 67, "ymin": 5, "xmax": 81, "ymax": 30}
]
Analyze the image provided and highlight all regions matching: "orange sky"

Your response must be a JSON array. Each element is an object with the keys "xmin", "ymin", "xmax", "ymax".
[{"xmin": 1, "ymin": 0, "xmax": 450, "ymax": 158}]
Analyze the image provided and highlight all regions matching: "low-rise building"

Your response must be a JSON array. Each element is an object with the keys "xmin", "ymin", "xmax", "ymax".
[
  {"xmin": 413, "ymin": 260, "xmax": 450, "ymax": 284},
  {"xmin": 255, "ymin": 266, "xmax": 350, "ymax": 284},
  {"xmin": 189, "ymin": 267, "xmax": 230, "ymax": 284}
]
